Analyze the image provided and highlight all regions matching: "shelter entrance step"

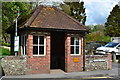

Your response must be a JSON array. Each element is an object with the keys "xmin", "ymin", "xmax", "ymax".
[{"xmin": 50, "ymin": 69, "xmax": 65, "ymax": 74}]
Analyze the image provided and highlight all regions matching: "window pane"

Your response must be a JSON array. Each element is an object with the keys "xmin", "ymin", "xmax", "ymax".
[
  {"xmin": 76, "ymin": 46, "xmax": 79, "ymax": 54},
  {"xmin": 33, "ymin": 36, "xmax": 38, "ymax": 44},
  {"xmin": 39, "ymin": 36, "xmax": 44, "ymax": 44},
  {"xmin": 39, "ymin": 46, "xmax": 44, "ymax": 54},
  {"xmin": 75, "ymin": 37, "xmax": 79, "ymax": 45},
  {"xmin": 33, "ymin": 46, "xmax": 38, "ymax": 54},
  {"xmin": 71, "ymin": 37, "xmax": 74, "ymax": 45},
  {"xmin": 118, "ymin": 45, "xmax": 120, "ymax": 47},
  {"xmin": 71, "ymin": 46, "xmax": 74, "ymax": 54}
]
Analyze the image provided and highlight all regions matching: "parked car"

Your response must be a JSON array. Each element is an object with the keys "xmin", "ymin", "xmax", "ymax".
[
  {"xmin": 85, "ymin": 41, "xmax": 106, "ymax": 54},
  {"xmin": 96, "ymin": 42, "xmax": 120, "ymax": 55}
]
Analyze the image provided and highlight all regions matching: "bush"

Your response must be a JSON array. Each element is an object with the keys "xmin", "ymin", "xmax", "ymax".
[
  {"xmin": 2, "ymin": 42, "xmax": 11, "ymax": 47},
  {"xmin": 0, "ymin": 47, "xmax": 11, "ymax": 56},
  {"xmin": 118, "ymin": 58, "xmax": 120, "ymax": 63}
]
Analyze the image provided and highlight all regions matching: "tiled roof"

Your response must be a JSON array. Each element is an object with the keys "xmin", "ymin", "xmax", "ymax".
[{"xmin": 21, "ymin": 5, "xmax": 89, "ymax": 31}]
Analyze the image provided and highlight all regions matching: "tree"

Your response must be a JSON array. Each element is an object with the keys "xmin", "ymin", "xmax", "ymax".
[
  {"xmin": 60, "ymin": 1, "xmax": 86, "ymax": 24},
  {"xmin": 86, "ymin": 24, "xmax": 110, "ymax": 43},
  {"xmin": 2, "ymin": 2, "xmax": 32, "ymax": 43},
  {"xmin": 60, "ymin": 4, "xmax": 71, "ymax": 15},
  {"xmin": 105, "ymin": 4, "xmax": 120, "ymax": 37}
]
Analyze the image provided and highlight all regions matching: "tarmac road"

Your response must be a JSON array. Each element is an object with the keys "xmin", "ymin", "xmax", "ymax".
[{"xmin": 1, "ymin": 77, "xmax": 120, "ymax": 80}]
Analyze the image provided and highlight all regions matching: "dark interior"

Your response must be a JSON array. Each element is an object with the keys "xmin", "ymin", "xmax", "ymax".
[{"xmin": 50, "ymin": 32, "xmax": 65, "ymax": 71}]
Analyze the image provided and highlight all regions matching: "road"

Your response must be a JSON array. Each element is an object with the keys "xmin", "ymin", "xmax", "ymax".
[
  {"xmin": 112, "ymin": 62, "xmax": 120, "ymax": 75},
  {"xmin": 1, "ymin": 77, "xmax": 120, "ymax": 80}
]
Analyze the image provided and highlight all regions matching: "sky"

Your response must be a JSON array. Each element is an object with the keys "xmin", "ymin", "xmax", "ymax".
[
  {"xmin": 40, "ymin": 0, "xmax": 120, "ymax": 25},
  {"xmin": 82, "ymin": 0, "xmax": 120, "ymax": 25}
]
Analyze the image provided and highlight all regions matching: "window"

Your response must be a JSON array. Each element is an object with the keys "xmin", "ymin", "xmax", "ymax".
[
  {"xmin": 117, "ymin": 44, "xmax": 120, "ymax": 47},
  {"xmin": 70, "ymin": 36, "xmax": 81, "ymax": 55},
  {"xmin": 104, "ymin": 42, "xmax": 119, "ymax": 48},
  {"xmin": 21, "ymin": 35, "xmax": 27, "ymax": 55},
  {"xmin": 33, "ymin": 36, "xmax": 46, "ymax": 56}
]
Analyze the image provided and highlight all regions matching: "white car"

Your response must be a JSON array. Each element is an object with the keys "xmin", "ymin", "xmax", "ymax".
[{"xmin": 96, "ymin": 42, "xmax": 120, "ymax": 55}]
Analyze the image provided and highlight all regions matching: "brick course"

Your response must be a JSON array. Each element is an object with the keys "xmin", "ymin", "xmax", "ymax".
[{"xmin": 27, "ymin": 35, "xmax": 33, "ymax": 57}]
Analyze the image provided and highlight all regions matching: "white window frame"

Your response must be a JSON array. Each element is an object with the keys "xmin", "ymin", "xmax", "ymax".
[
  {"xmin": 21, "ymin": 35, "xmax": 27, "ymax": 55},
  {"xmin": 70, "ymin": 36, "xmax": 81, "ymax": 56},
  {"xmin": 33, "ymin": 35, "xmax": 46, "ymax": 56}
]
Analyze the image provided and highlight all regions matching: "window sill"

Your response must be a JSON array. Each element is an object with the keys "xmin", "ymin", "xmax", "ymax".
[
  {"xmin": 70, "ymin": 54, "xmax": 81, "ymax": 56},
  {"xmin": 33, "ymin": 55, "xmax": 46, "ymax": 56}
]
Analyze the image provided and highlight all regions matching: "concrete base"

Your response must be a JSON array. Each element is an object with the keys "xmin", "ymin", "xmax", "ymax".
[{"xmin": 50, "ymin": 69, "xmax": 65, "ymax": 74}]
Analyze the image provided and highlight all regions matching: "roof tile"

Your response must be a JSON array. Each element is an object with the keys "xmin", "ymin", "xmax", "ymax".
[{"xmin": 21, "ymin": 5, "xmax": 89, "ymax": 31}]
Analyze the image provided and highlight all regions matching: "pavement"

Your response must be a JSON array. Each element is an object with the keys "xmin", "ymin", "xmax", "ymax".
[{"xmin": 0, "ymin": 63, "xmax": 120, "ymax": 79}]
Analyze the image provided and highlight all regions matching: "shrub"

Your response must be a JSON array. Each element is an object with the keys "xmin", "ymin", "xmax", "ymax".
[
  {"xmin": 2, "ymin": 42, "xmax": 11, "ymax": 47},
  {"xmin": 118, "ymin": 58, "xmax": 120, "ymax": 63},
  {"xmin": 0, "ymin": 47, "xmax": 11, "ymax": 56}
]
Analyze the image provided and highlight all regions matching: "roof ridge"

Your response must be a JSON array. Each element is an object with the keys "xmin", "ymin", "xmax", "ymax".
[{"xmin": 52, "ymin": 6, "xmax": 89, "ymax": 30}]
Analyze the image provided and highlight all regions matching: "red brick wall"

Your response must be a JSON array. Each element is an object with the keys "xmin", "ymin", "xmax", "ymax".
[
  {"xmin": 65, "ymin": 35, "xmax": 84, "ymax": 72},
  {"xmin": 26, "ymin": 34, "xmax": 50, "ymax": 74},
  {"xmin": 20, "ymin": 33, "xmax": 84, "ymax": 74},
  {"xmin": 27, "ymin": 35, "xmax": 33, "ymax": 57}
]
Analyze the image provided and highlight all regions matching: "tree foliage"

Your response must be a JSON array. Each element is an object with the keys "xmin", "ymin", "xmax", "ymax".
[
  {"xmin": 86, "ymin": 31, "xmax": 110, "ymax": 42},
  {"xmin": 105, "ymin": 4, "xmax": 120, "ymax": 37},
  {"xmin": 86, "ymin": 25, "xmax": 110, "ymax": 43},
  {"xmin": 60, "ymin": 1, "xmax": 86, "ymax": 24},
  {"xmin": 2, "ymin": 2, "xmax": 32, "ymax": 42}
]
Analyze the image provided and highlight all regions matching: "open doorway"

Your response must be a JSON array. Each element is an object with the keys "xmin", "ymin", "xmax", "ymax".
[{"xmin": 50, "ymin": 32, "xmax": 65, "ymax": 71}]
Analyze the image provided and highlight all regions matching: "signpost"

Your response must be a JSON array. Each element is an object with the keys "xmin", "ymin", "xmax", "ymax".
[
  {"xmin": 14, "ymin": 7, "xmax": 20, "ymax": 56},
  {"xmin": 14, "ymin": 36, "xmax": 19, "ymax": 52}
]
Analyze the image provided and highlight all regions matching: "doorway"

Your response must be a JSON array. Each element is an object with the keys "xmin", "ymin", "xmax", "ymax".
[{"xmin": 50, "ymin": 32, "xmax": 65, "ymax": 71}]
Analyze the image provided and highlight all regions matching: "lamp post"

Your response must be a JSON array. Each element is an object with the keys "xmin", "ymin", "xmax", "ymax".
[{"xmin": 14, "ymin": 7, "xmax": 20, "ymax": 56}]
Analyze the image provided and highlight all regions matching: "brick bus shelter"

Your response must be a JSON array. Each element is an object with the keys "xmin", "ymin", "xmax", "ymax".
[{"xmin": 7, "ymin": 5, "xmax": 89, "ymax": 74}]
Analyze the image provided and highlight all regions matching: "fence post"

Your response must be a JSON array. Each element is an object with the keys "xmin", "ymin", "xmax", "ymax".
[{"xmin": 111, "ymin": 52, "xmax": 116, "ymax": 62}]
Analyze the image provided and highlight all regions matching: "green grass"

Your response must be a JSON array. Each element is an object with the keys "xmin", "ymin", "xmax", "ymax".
[{"xmin": 0, "ymin": 47, "xmax": 11, "ymax": 58}]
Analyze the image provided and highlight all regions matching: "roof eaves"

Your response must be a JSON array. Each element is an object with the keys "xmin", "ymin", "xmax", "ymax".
[
  {"xmin": 26, "ymin": 25, "xmax": 89, "ymax": 31},
  {"xmin": 20, "ymin": 27, "xmax": 87, "ymax": 33}
]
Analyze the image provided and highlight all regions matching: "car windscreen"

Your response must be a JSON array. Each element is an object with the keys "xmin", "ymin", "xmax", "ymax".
[{"xmin": 104, "ymin": 42, "xmax": 119, "ymax": 48}]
